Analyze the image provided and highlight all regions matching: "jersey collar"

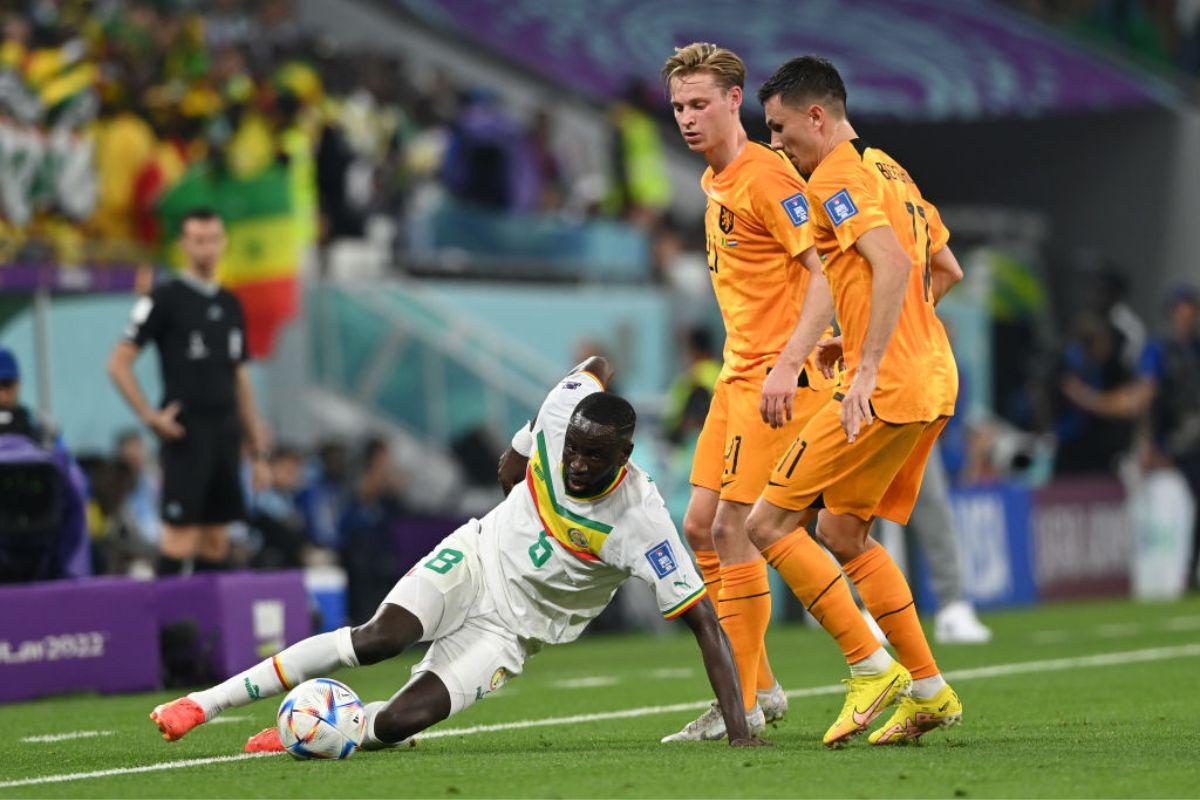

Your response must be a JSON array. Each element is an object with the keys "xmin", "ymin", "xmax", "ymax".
[{"xmin": 179, "ymin": 271, "xmax": 220, "ymax": 297}]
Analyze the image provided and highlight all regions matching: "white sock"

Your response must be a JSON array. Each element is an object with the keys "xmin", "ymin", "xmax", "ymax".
[
  {"xmin": 909, "ymin": 673, "xmax": 947, "ymax": 699},
  {"xmin": 848, "ymin": 646, "xmax": 894, "ymax": 677},
  {"xmin": 188, "ymin": 627, "xmax": 359, "ymax": 720}
]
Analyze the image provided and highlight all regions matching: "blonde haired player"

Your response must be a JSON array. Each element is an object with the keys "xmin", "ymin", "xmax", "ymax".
[
  {"xmin": 660, "ymin": 43, "xmax": 885, "ymax": 742},
  {"xmin": 748, "ymin": 55, "xmax": 965, "ymax": 745}
]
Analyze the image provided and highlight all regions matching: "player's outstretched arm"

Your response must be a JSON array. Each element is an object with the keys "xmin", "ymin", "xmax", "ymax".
[
  {"xmin": 842, "ymin": 225, "xmax": 910, "ymax": 442},
  {"xmin": 929, "ymin": 245, "xmax": 964, "ymax": 306},
  {"xmin": 678, "ymin": 600, "xmax": 769, "ymax": 747},
  {"xmin": 761, "ymin": 247, "xmax": 835, "ymax": 428},
  {"xmin": 571, "ymin": 355, "xmax": 614, "ymax": 388}
]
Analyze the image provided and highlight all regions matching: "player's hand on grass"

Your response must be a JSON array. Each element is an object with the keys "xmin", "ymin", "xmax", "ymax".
[
  {"xmin": 760, "ymin": 362, "xmax": 799, "ymax": 429},
  {"xmin": 729, "ymin": 736, "xmax": 772, "ymax": 747},
  {"xmin": 841, "ymin": 368, "xmax": 876, "ymax": 443},
  {"xmin": 144, "ymin": 401, "xmax": 185, "ymax": 441},
  {"xmin": 814, "ymin": 337, "xmax": 843, "ymax": 380}
]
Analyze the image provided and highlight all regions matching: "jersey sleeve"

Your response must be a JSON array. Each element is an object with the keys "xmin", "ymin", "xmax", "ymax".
[
  {"xmin": 748, "ymin": 156, "xmax": 814, "ymax": 259},
  {"xmin": 124, "ymin": 287, "xmax": 168, "ymax": 347},
  {"xmin": 531, "ymin": 370, "xmax": 605, "ymax": 443},
  {"xmin": 924, "ymin": 198, "xmax": 950, "ymax": 253},
  {"xmin": 620, "ymin": 489, "xmax": 707, "ymax": 620},
  {"xmin": 808, "ymin": 160, "xmax": 890, "ymax": 252}
]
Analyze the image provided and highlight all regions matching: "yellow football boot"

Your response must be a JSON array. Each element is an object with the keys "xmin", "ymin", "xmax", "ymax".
[
  {"xmin": 869, "ymin": 683, "xmax": 962, "ymax": 745},
  {"xmin": 822, "ymin": 661, "xmax": 912, "ymax": 747}
]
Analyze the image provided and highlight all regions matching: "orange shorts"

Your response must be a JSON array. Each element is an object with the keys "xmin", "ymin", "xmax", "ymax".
[
  {"xmin": 691, "ymin": 377, "xmax": 835, "ymax": 505},
  {"xmin": 762, "ymin": 399, "xmax": 949, "ymax": 525}
]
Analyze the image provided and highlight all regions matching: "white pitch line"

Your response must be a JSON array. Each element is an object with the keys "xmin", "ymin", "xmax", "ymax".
[
  {"xmin": 648, "ymin": 668, "xmax": 694, "ymax": 680},
  {"xmin": 1096, "ymin": 622, "xmax": 1143, "ymax": 638},
  {"xmin": 206, "ymin": 716, "xmax": 249, "ymax": 725},
  {"xmin": 1165, "ymin": 615, "xmax": 1200, "ymax": 632},
  {"xmin": 2, "ymin": 642, "xmax": 1199, "ymax": 790},
  {"xmin": 20, "ymin": 730, "xmax": 116, "ymax": 744}
]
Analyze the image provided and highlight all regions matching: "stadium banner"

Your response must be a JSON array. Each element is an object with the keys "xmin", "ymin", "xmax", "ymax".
[
  {"xmin": 1032, "ymin": 478, "xmax": 1131, "ymax": 600},
  {"xmin": 912, "ymin": 483, "xmax": 1037, "ymax": 611},
  {"xmin": 0, "ymin": 578, "xmax": 159, "ymax": 702},
  {"xmin": 155, "ymin": 570, "xmax": 311, "ymax": 680}
]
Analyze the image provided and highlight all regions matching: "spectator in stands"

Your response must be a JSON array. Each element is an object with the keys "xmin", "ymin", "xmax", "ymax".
[
  {"xmin": 1056, "ymin": 313, "xmax": 1137, "ymax": 475},
  {"xmin": 115, "ymin": 429, "xmax": 161, "ymax": 552},
  {"xmin": 605, "ymin": 80, "xmax": 672, "ymax": 226},
  {"xmin": 662, "ymin": 327, "xmax": 721, "ymax": 445},
  {"xmin": 441, "ymin": 88, "xmax": 535, "ymax": 211},
  {"xmin": 0, "ymin": 347, "xmax": 54, "ymax": 448},
  {"xmin": 297, "ymin": 440, "xmax": 351, "ymax": 551},
  {"xmin": 339, "ymin": 437, "xmax": 405, "ymax": 623},
  {"xmin": 249, "ymin": 445, "xmax": 310, "ymax": 570},
  {"xmin": 1141, "ymin": 286, "xmax": 1200, "ymax": 588}
]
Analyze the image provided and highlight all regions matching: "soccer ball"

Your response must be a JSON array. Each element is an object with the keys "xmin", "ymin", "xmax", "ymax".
[{"xmin": 277, "ymin": 678, "xmax": 367, "ymax": 760}]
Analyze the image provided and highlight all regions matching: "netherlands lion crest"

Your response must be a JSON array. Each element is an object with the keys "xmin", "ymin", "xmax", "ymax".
[{"xmin": 718, "ymin": 205, "xmax": 735, "ymax": 234}]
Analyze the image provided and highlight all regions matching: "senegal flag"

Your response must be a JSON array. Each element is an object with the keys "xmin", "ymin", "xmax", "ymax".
[{"xmin": 157, "ymin": 164, "xmax": 300, "ymax": 358}]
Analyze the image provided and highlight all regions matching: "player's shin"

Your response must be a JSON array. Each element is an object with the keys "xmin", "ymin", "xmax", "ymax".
[
  {"xmin": 717, "ymin": 560, "xmax": 772, "ymax": 711},
  {"xmin": 843, "ymin": 543, "xmax": 944, "ymax": 693},
  {"xmin": 762, "ymin": 530, "xmax": 879, "ymax": 666},
  {"xmin": 187, "ymin": 627, "xmax": 361, "ymax": 720}
]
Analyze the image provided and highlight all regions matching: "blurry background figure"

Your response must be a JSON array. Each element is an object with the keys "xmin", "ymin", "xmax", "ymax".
[
  {"xmin": 248, "ymin": 445, "xmax": 310, "ymax": 570},
  {"xmin": 1139, "ymin": 286, "xmax": 1200, "ymax": 589},
  {"xmin": 339, "ymin": 436, "xmax": 406, "ymax": 623},
  {"xmin": 297, "ymin": 440, "xmax": 351, "ymax": 552},
  {"xmin": 0, "ymin": 348, "xmax": 89, "ymax": 582},
  {"xmin": 1056, "ymin": 313, "xmax": 1138, "ymax": 476},
  {"xmin": 662, "ymin": 327, "xmax": 720, "ymax": 446},
  {"xmin": 114, "ymin": 429, "xmax": 161, "ymax": 565}
]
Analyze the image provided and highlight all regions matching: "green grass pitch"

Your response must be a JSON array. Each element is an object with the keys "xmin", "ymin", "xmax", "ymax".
[{"xmin": 2, "ymin": 597, "xmax": 1199, "ymax": 798}]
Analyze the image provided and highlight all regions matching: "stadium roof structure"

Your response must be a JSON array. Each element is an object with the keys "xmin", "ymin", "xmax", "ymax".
[{"xmin": 394, "ymin": 0, "xmax": 1183, "ymax": 119}]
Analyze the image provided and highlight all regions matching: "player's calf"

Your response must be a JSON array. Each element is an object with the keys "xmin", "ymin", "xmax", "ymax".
[{"xmin": 366, "ymin": 672, "xmax": 452, "ymax": 747}]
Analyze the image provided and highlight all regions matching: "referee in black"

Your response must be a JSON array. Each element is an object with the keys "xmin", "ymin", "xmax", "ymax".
[{"xmin": 108, "ymin": 208, "xmax": 270, "ymax": 575}]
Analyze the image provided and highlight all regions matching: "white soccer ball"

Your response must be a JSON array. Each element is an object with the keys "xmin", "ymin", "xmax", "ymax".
[{"xmin": 277, "ymin": 678, "xmax": 366, "ymax": 760}]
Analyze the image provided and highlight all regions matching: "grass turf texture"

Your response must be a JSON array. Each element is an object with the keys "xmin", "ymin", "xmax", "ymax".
[{"xmin": 2, "ymin": 597, "xmax": 1199, "ymax": 798}]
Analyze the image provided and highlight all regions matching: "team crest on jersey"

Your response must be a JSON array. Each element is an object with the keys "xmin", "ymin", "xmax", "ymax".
[
  {"xmin": 490, "ymin": 668, "xmax": 507, "ymax": 691},
  {"xmin": 563, "ymin": 381, "xmax": 581, "ymax": 390},
  {"xmin": 718, "ymin": 205, "xmax": 735, "ymax": 234},
  {"xmin": 824, "ymin": 189, "xmax": 859, "ymax": 226},
  {"xmin": 567, "ymin": 528, "xmax": 589, "ymax": 550},
  {"xmin": 782, "ymin": 192, "xmax": 809, "ymax": 226},
  {"xmin": 645, "ymin": 541, "xmax": 678, "ymax": 578}
]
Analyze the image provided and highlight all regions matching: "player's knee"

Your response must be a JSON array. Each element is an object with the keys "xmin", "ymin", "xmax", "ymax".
[
  {"xmin": 814, "ymin": 513, "xmax": 870, "ymax": 563},
  {"xmin": 682, "ymin": 509, "xmax": 713, "ymax": 551},
  {"xmin": 743, "ymin": 509, "xmax": 777, "ymax": 552},
  {"xmin": 350, "ymin": 618, "xmax": 407, "ymax": 665}
]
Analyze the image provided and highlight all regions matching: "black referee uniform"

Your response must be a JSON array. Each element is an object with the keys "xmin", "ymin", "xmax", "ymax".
[{"xmin": 125, "ymin": 274, "xmax": 249, "ymax": 526}]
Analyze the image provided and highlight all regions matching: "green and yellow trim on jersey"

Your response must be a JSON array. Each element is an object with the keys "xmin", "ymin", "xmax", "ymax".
[
  {"xmin": 526, "ymin": 431, "xmax": 614, "ymax": 562},
  {"xmin": 663, "ymin": 585, "xmax": 707, "ymax": 620}
]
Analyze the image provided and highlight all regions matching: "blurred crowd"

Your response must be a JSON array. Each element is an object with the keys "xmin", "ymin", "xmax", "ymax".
[
  {"xmin": 79, "ymin": 430, "xmax": 411, "ymax": 610},
  {"xmin": 1016, "ymin": 0, "xmax": 1200, "ymax": 87},
  {"xmin": 0, "ymin": 0, "xmax": 675, "ymax": 271}
]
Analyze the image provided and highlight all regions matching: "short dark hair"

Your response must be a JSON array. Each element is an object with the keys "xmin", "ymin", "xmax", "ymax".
[
  {"xmin": 572, "ymin": 392, "xmax": 636, "ymax": 439},
  {"xmin": 758, "ymin": 56, "xmax": 847, "ymax": 114},
  {"xmin": 180, "ymin": 207, "xmax": 223, "ymax": 234}
]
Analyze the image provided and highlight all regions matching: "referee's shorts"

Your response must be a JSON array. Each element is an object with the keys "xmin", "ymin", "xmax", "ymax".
[{"xmin": 159, "ymin": 412, "xmax": 246, "ymax": 526}]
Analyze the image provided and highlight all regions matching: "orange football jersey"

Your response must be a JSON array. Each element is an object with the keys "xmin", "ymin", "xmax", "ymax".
[
  {"xmin": 702, "ymin": 142, "xmax": 832, "ymax": 385},
  {"xmin": 805, "ymin": 139, "xmax": 958, "ymax": 423}
]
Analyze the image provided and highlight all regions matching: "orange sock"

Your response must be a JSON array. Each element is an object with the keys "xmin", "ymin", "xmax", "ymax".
[
  {"xmin": 843, "ymin": 543, "xmax": 938, "ymax": 679},
  {"xmin": 717, "ymin": 559, "xmax": 772, "ymax": 712},
  {"xmin": 762, "ymin": 530, "xmax": 877, "ymax": 664},
  {"xmin": 757, "ymin": 645, "xmax": 776, "ymax": 691},
  {"xmin": 693, "ymin": 549, "xmax": 722, "ymax": 613}
]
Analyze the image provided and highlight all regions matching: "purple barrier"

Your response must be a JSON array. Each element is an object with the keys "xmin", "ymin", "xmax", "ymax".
[
  {"xmin": 392, "ymin": 516, "xmax": 468, "ymax": 575},
  {"xmin": 0, "ymin": 578, "xmax": 159, "ymax": 702},
  {"xmin": 156, "ymin": 571, "xmax": 312, "ymax": 680}
]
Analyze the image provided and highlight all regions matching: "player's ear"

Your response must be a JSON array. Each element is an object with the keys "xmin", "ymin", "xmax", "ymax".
[
  {"xmin": 618, "ymin": 438, "xmax": 633, "ymax": 465},
  {"xmin": 727, "ymin": 84, "xmax": 742, "ymax": 110}
]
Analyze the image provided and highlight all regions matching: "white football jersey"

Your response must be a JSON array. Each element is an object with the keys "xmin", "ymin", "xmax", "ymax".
[{"xmin": 477, "ymin": 370, "xmax": 706, "ymax": 646}]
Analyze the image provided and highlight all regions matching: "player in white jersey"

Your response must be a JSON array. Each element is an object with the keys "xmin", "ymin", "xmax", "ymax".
[{"xmin": 150, "ymin": 357, "xmax": 765, "ymax": 750}]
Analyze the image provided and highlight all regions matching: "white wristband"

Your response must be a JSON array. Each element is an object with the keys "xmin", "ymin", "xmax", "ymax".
[{"xmin": 510, "ymin": 423, "xmax": 534, "ymax": 458}]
